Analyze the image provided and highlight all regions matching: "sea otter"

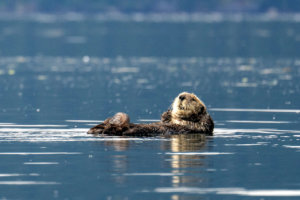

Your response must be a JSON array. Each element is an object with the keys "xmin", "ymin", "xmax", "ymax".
[{"xmin": 87, "ymin": 92, "xmax": 214, "ymax": 136}]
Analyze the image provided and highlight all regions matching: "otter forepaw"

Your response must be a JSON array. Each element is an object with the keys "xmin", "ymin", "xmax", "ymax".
[
  {"xmin": 87, "ymin": 123, "xmax": 105, "ymax": 134},
  {"xmin": 108, "ymin": 112, "xmax": 130, "ymax": 126},
  {"xmin": 87, "ymin": 113, "xmax": 131, "ymax": 135}
]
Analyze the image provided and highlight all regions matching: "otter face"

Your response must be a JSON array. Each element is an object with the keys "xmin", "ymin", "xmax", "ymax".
[{"xmin": 171, "ymin": 92, "xmax": 206, "ymax": 120}]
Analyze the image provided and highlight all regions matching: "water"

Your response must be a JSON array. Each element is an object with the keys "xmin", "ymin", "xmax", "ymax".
[{"xmin": 0, "ymin": 14, "xmax": 300, "ymax": 199}]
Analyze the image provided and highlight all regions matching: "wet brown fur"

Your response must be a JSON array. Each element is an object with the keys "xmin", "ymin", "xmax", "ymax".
[{"xmin": 87, "ymin": 92, "xmax": 214, "ymax": 136}]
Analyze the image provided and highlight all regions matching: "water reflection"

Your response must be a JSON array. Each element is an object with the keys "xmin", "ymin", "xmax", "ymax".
[
  {"xmin": 165, "ymin": 135, "xmax": 208, "ymax": 200},
  {"xmin": 111, "ymin": 155, "xmax": 128, "ymax": 185},
  {"xmin": 167, "ymin": 134, "xmax": 206, "ymax": 152},
  {"xmin": 100, "ymin": 134, "xmax": 208, "ymax": 192},
  {"xmin": 164, "ymin": 134, "xmax": 207, "ymax": 189},
  {"xmin": 104, "ymin": 140, "xmax": 130, "ymax": 151}
]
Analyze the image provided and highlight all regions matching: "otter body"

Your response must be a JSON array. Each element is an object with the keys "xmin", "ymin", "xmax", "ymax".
[{"xmin": 87, "ymin": 92, "xmax": 214, "ymax": 136}]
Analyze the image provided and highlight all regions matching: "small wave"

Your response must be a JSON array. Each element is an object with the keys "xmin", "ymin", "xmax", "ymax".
[
  {"xmin": 0, "ymin": 173, "xmax": 39, "ymax": 177},
  {"xmin": 0, "ymin": 124, "xmax": 68, "ymax": 127},
  {"xmin": 23, "ymin": 162, "xmax": 59, "ymax": 165},
  {"xmin": 0, "ymin": 152, "xmax": 81, "ymax": 155},
  {"xmin": 165, "ymin": 152, "xmax": 234, "ymax": 155},
  {"xmin": 209, "ymin": 108, "xmax": 300, "ymax": 113},
  {"xmin": 211, "ymin": 108, "xmax": 300, "ymax": 113},
  {"xmin": 0, "ymin": 181, "xmax": 59, "ymax": 185},
  {"xmin": 224, "ymin": 144, "xmax": 265, "ymax": 146},
  {"xmin": 0, "ymin": 125, "xmax": 170, "ymax": 142},
  {"xmin": 214, "ymin": 128, "xmax": 300, "ymax": 136},
  {"xmin": 226, "ymin": 120, "xmax": 293, "ymax": 124},
  {"xmin": 153, "ymin": 187, "xmax": 300, "ymax": 196},
  {"xmin": 283, "ymin": 145, "xmax": 300, "ymax": 149},
  {"xmin": 138, "ymin": 119, "xmax": 160, "ymax": 122},
  {"xmin": 0, "ymin": 123, "xmax": 299, "ymax": 142},
  {"xmin": 122, "ymin": 172, "xmax": 184, "ymax": 176},
  {"xmin": 65, "ymin": 120, "xmax": 103, "ymax": 123}
]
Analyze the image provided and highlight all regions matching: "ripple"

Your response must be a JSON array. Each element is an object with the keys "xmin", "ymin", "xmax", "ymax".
[
  {"xmin": 24, "ymin": 162, "xmax": 59, "ymax": 165},
  {"xmin": 0, "ymin": 152, "xmax": 81, "ymax": 155},
  {"xmin": 0, "ymin": 125, "xmax": 169, "ymax": 142},
  {"xmin": 224, "ymin": 144, "xmax": 265, "ymax": 146},
  {"xmin": 153, "ymin": 187, "xmax": 300, "ymax": 196},
  {"xmin": 283, "ymin": 145, "xmax": 300, "ymax": 149},
  {"xmin": 214, "ymin": 128, "xmax": 300, "ymax": 136},
  {"xmin": 211, "ymin": 108, "xmax": 300, "ymax": 113},
  {"xmin": 0, "ymin": 173, "xmax": 39, "ymax": 177},
  {"xmin": 226, "ymin": 120, "xmax": 294, "ymax": 124},
  {"xmin": 65, "ymin": 120, "xmax": 103, "ymax": 123},
  {"xmin": 138, "ymin": 119, "xmax": 160, "ymax": 122},
  {"xmin": 122, "ymin": 173, "xmax": 184, "ymax": 176},
  {"xmin": 111, "ymin": 67, "xmax": 139, "ymax": 73},
  {"xmin": 0, "ymin": 124, "xmax": 68, "ymax": 127},
  {"xmin": 0, "ymin": 181, "xmax": 59, "ymax": 185},
  {"xmin": 165, "ymin": 152, "xmax": 234, "ymax": 156},
  {"xmin": 0, "ymin": 123, "xmax": 299, "ymax": 142}
]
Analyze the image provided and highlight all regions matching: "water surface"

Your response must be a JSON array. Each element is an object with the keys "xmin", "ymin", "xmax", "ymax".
[{"xmin": 0, "ymin": 14, "xmax": 300, "ymax": 199}]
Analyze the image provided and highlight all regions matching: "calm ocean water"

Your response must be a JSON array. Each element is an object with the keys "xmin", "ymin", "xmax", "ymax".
[{"xmin": 0, "ymin": 14, "xmax": 299, "ymax": 199}]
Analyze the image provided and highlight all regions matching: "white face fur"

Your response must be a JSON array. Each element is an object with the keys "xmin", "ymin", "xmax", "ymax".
[{"xmin": 171, "ymin": 92, "xmax": 206, "ymax": 119}]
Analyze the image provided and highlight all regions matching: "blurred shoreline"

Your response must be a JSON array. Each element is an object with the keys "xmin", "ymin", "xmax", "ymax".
[
  {"xmin": 1, "ymin": 11, "xmax": 300, "ymax": 23},
  {"xmin": 1, "ymin": 0, "xmax": 300, "ymax": 14}
]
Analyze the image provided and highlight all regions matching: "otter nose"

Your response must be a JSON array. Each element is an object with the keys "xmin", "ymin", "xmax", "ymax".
[{"xmin": 179, "ymin": 95, "xmax": 185, "ymax": 101}]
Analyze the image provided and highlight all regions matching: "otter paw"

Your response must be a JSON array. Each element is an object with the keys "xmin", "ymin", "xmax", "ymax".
[
  {"xmin": 87, "ymin": 124, "xmax": 105, "ymax": 134},
  {"xmin": 109, "ymin": 112, "xmax": 130, "ymax": 126}
]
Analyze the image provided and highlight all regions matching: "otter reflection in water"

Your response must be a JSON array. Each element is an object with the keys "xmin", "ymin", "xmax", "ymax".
[
  {"xmin": 164, "ymin": 134, "xmax": 208, "ymax": 187},
  {"xmin": 103, "ymin": 134, "xmax": 208, "ymax": 188},
  {"xmin": 87, "ymin": 92, "xmax": 214, "ymax": 136}
]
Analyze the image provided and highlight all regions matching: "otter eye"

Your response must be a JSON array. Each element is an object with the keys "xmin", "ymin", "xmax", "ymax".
[
  {"xmin": 192, "ymin": 98, "xmax": 196, "ymax": 101},
  {"xmin": 179, "ymin": 95, "xmax": 185, "ymax": 101},
  {"xmin": 200, "ymin": 107, "xmax": 204, "ymax": 113}
]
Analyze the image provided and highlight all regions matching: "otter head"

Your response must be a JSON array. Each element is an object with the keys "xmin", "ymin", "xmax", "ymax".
[{"xmin": 171, "ymin": 92, "xmax": 206, "ymax": 121}]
